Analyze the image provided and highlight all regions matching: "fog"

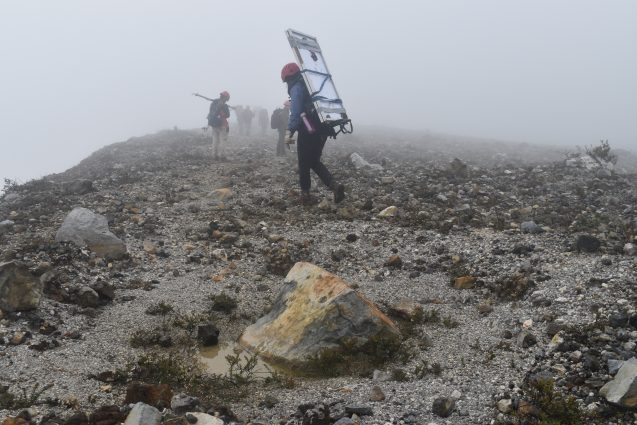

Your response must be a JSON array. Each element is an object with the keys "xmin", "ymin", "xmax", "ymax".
[{"xmin": 1, "ymin": 0, "xmax": 636, "ymax": 184}]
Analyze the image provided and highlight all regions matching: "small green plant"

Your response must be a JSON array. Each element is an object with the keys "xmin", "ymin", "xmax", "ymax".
[
  {"xmin": 585, "ymin": 139, "xmax": 617, "ymax": 165},
  {"xmin": 129, "ymin": 327, "xmax": 174, "ymax": 348},
  {"xmin": 172, "ymin": 312, "xmax": 211, "ymax": 332},
  {"xmin": 264, "ymin": 371, "xmax": 296, "ymax": 389},
  {"xmin": 305, "ymin": 332, "xmax": 405, "ymax": 377},
  {"xmin": 414, "ymin": 360, "xmax": 442, "ymax": 379},
  {"xmin": 391, "ymin": 368, "xmax": 409, "ymax": 382},
  {"xmin": 442, "ymin": 315, "xmax": 459, "ymax": 328},
  {"xmin": 422, "ymin": 309, "xmax": 440, "ymax": 324},
  {"xmin": 523, "ymin": 378, "xmax": 590, "ymax": 425},
  {"xmin": 0, "ymin": 383, "xmax": 53, "ymax": 409},
  {"xmin": 2, "ymin": 178, "xmax": 18, "ymax": 195},
  {"xmin": 209, "ymin": 292, "xmax": 238, "ymax": 314},
  {"xmin": 145, "ymin": 302, "xmax": 174, "ymax": 316},
  {"xmin": 225, "ymin": 351, "xmax": 264, "ymax": 386},
  {"xmin": 134, "ymin": 352, "xmax": 195, "ymax": 387}
]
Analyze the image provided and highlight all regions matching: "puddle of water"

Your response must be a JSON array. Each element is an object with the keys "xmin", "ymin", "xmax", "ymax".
[{"xmin": 199, "ymin": 342, "xmax": 275, "ymax": 377}]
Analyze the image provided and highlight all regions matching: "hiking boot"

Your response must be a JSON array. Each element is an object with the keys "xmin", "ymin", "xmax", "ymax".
[
  {"xmin": 300, "ymin": 191, "xmax": 318, "ymax": 206},
  {"xmin": 330, "ymin": 181, "xmax": 346, "ymax": 204}
]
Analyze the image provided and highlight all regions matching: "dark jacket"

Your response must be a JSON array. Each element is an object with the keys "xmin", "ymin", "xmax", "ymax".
[{"xmin": 208, "ymin": 98, "xmax": 230, "ymax": 128}]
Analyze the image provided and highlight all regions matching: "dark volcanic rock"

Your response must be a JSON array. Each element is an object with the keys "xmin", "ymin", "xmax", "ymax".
[
  {"xmin": 196, "ymin": 323, "xmax": 220, "ymax": 346},
  {"xmin": 574, "ymin": 234, "xmax": 601, "ymax": 253},
  {"xmin": 432, "ymin": 397, "xmax": 455, "ymax": 417}
]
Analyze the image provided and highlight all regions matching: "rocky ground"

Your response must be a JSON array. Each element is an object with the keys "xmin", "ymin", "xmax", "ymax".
[{"xmin": 1, "ymin": 127, "xmax": 636, "ymax": 425}]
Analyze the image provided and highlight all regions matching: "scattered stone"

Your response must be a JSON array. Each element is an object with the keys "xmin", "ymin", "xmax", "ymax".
[
  {"xmin": 574, "ymin": 234, "xmax": 601, "ymax": 253},
  {"xmin": 142, "ymin": 240, "xmax": 157, "ymax": 254},
  {"xmin": 196, "ymin": 323, "xmax": 220, "ymax": 346},
  {"xmin": 477, "ymin": 302, "xmax": 493, "ymax": 315},
  {"xmin": 384, "ymin": 255, "xmax": 402, "ymax": 269},
  {"xmin": 520, "ymin": 221, "xmax": 543, "ymax": 234},
  {"xmin": 124, "ymin": 382, "xmax": 173, "ymax": 407},
  {"xmin": 608, "ymin": 359, "xmax": 624, "ymax": 375},
  {"xmin": 0, "ymin": 261, "xmax": 42, "ymax": 312},
  {"xmin": 76, "ymin": 286, "xmax": 100, "ymax": 308},
  {"xmin": 171, "ymin": 393, "xmax": 199, "ymax": 415},
  {"xmin": 432, "ymin": 397, "xmax": 455, "ymax": 418},
  {"xmin": 0, "ymin": 220, "xmax": 15, "ymax": 235},
  {"xmin": 517, "ymin": 331, "xmax": 537, "ymax": 348},
  {"xmin": 185, "ymin": 413, "xmax": 223, "ymax": 425},
  {"xmin": 378, "ymin": 206, "xmax": 398, "ymax": 217},
  {"xmin": 389, "ymin": 299, "xmax": 423, "ymax": 321},
  {"xmin": 124, "ymin": 402, "xmax": 161, "ymax": 425},
  {"xmin": 239, "ymin": 262, "xmax": 399, "ymax": 364},
  {"xmin": 624, "ymin": 243, "xmax": 636, "ymax": 256},
  {"xmin": 497, "ymin": 398, "xmax": 512, "ymax": 413},
  {"xmin": 298, "ymin": 402, "xmax": 330, "ymax": 425},
  {"xmin": 345, "ymin": 405, "xmax": 373, "ymax": 416},
  {"xmin": 369, "ymin": 385, "xmax": 385, "ymax": 402},
  {"xmin": 453, "ymin": 275, "xmax": 477, "ymax": 289},
  {"xmin": 63, "ymin": 412, "xmax": 88, "ymax": 425},
  {"xmin": 599, "ymin": 357, "xmax": 637, "ymax": 408},
  {"xmin": 345, "ymin": 233, "xmax": 358, "ymax": 242},
  {"xmin": 88, "ymin": 406, "xmax": 126, "ymax": 425},
  {"xmin": 55, "ymin": 207, "xmax": 127, "ymax": 259},
  {"xmin": 212, "ymin": 188, "xmax": 233, "ymax": 201}
]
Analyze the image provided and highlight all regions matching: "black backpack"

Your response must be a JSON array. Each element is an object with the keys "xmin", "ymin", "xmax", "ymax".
[{"xmin": 207, "ymin": 99, "xmax": 223, "ymax": 127}]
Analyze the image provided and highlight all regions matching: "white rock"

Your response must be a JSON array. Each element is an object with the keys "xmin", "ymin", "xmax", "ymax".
[
  {"xmin": 55, "ymin": 207, "xmax": 126, "ymax": 259},
  {"xmin": 378, "ymin": 206, "xmax": 398, "ymax": 217},
  {"xmin": 599, "ymin": 357, "xmax": 637, "ymax": 408},
  {"xmin": 187, "ymin": 413, "xmax": 224, "ymax": 425},
  {"xmin": 497, "ymin": 398, "xmax": 512, "ymax": 413}
]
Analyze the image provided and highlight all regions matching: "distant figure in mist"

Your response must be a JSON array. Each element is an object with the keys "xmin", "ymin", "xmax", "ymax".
[
  {"xmin": 271, "ymin": 100, "xmax": 290, "ymax": 157},
  {"xmin": 242, "ymin": 106, "xmax": 255, "ymax": 136},
  {"xmin": 281, "ymin": 62, "xmax": 345, "ymax": 205},
  {"xmin": 258, "ymin": 107, "xmax": 269, "ymax": 135},
  {"xmin": 208, "ymin": 91, "xmax": 231, "ymax": 161}
]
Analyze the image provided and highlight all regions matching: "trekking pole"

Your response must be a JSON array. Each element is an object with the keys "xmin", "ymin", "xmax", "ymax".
[{"xmin": 193, "ymin": 93, "xmax": 213, "ymax": 101}]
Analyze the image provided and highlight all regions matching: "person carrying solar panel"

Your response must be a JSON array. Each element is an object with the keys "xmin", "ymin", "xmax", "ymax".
[{"xmin": 280, "ymin": 62, "xmax": 345, "ymax": 205}]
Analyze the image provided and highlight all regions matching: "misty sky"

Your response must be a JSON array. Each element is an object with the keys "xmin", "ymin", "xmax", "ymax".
[{"xmin": 1, "ymin": 1, "xmax": 636, "ymax": 184}]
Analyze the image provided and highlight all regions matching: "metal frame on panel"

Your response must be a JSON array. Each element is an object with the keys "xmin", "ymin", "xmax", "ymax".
[{"xmin": 286, "ymin": 29, "xmax": 352, "ymax": 136}]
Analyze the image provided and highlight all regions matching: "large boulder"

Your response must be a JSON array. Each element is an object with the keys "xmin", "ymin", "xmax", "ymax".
[
  {"xmin": 55, "ymin": 207, "xmax": 126, "ymax": 259},
  {"xmin": 239, "ymin": 262, "xmax": 399, "ymax": 364},
  {"xmin": 0, "ymin": 261, "xmax": 42, "ymax": 312},
  {"xmin": 599, "ymin": 357, "xmax": 637, "ymax": 408}
]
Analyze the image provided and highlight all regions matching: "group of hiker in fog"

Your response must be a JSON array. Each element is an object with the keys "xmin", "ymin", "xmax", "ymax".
[{"xmin": 197, "ymin": 61, "xmax": 344, "ymax": 205}]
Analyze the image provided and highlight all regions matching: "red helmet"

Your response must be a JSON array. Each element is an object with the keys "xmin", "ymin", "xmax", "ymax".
[
  {"xmin": 220, "ymin": 91, "xmax": 230, "ymax": 100},
  {"xmin": 281, "ymin": 62, "xmax": 300, "ymax": 82}
]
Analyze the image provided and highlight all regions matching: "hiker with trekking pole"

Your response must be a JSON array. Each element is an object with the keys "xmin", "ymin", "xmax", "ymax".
[{"xmin": 193, "ymin": 91, "xmax": 232, "ymax": 161}]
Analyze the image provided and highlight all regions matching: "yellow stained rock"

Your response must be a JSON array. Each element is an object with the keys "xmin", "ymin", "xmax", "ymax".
[
  {"xmin": 213, "ymin": 188, "xmax": 233, "ymax": 200},
  {"xmin": 453, "ymin": 276, "xmax": 477, "ymax": 289},
  {"xmin": 239, "ymin": 262, "xmax": 399, "ymax": 364}
]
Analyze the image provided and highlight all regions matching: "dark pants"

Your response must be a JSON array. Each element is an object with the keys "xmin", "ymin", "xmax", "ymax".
[
  {"xmin": 277, "ymin": 128, "xmax": 286, "ymax": 156},
  {"xmin": 297, "ymin": 130, "xmax": 332, "ymax": 192}
]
